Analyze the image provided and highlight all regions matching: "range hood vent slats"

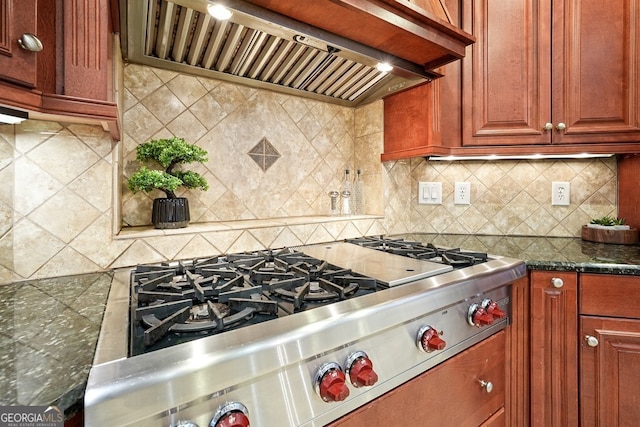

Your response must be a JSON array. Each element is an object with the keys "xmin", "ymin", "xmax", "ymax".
[
  {"xmin": 186, "ymin": 13, "xmax": 212, "ymax": 66},
  {"xmin": 171, "ymin": 7, "xmax": 195, "ymax": 63},
  {"xmin": 154, "ymin": 1, "xmax": 176, "ymax": 59},
  {"xmin": 247, "ymin": 36, "xmax": 281, "ymax": 79},
  {"xmin": 201, "ymin": 20, "xmax": 229, "ymax": 69},
  {"xmin": 132, "ymin": 0, "xmax": 435, "ymax": 106}
]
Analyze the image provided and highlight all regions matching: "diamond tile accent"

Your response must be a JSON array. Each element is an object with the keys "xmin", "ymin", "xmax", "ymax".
[{"xmin": 248, "ymin": 137, "xmax": 281, "ymax": 172}]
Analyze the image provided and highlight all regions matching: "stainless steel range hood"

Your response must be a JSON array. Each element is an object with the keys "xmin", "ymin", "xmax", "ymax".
[{"xmin": 121, "ymin": 0, "xmax": 440, "ymax": 107}]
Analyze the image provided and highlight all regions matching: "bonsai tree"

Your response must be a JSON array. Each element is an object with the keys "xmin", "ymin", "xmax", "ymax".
[
  {"xmin": 127, "ymin": 136, "xmax": 209, "ymax": 228},
  {"xmin": 127, "ymin": 136, "xmax": 209, "ymax": 198}
]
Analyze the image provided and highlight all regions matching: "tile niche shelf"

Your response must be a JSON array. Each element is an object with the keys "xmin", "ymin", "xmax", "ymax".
[{"xmin": 115, "ymin": 215, "xmax": 384, "ymax": 240}]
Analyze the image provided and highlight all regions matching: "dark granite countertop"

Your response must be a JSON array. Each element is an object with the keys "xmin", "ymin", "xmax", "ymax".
[
  {"xmin": 397, "ymin": 234, "xmax": 640, "ymax": 275},
  {"xmin": 0, "ymin": 272, "xmax": 113, "ymax": 419}
]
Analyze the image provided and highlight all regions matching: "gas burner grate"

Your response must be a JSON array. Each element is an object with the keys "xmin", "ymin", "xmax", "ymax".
[
  {"xmin": 346, "ymin": 237, "xmax": 489, "ymax": 268},
  {"xmin": 129, "ymin": 248, "xmax": 381, "ymax": 355}
]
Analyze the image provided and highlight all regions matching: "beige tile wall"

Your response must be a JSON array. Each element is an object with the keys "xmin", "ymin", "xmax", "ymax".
[
  {"xmin": 121, "ymin": 64, "xmax": 384, "ymax": 225},
  {"xmin": 406, "ymin": 157, "xmax": 617, "ymax": 236},
  {"xmin": 0, "ymin": 65, "xmax": 390, "ymax": 284},
  {"xmin": 0, "ymin": 63, "xmax": 619, "ymax": 284}
]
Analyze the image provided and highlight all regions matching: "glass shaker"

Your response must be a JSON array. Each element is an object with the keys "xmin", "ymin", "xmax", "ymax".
[{"xmin": 328, "ymin": 191, "xmax": 340, "ymax": 215}]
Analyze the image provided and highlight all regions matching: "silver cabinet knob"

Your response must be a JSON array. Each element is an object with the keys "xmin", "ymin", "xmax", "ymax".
[
  {"xmin": 585, "ymin": 335, "xmax": 599, "ymax": 347},
  {"xmin": 556, "ymin": 122, "xmax": 567, "ymax": 131},
  {"xmin": 551, "ymin": 277, "xmax": 564, "ymax": 288},
  {"xmin": 174, "ymin": 422, "xmax": 199, "ymax": 427},
  {"xmin": 543, "ymin": 122, "xmax": 554, "ymax": 131},
  {"xmin": 479, "ymin": 379, "xmax": 493, "ymax": 393},
  {"xmin": 17, "ymin": 33, "xmax": 43, "ymax": 52}
]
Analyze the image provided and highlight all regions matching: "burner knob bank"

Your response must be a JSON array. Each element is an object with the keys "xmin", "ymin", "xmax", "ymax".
[{"xmin": 345, "ymin": 351, "xmax": 379, "ymax": 387}]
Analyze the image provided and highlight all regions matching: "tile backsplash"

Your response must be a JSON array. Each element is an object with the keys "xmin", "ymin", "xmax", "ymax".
[
  {"xmin": 405, "ymin": 157, "xmax": 617, "ymax": 236},
  {"xmin": 0, "ymin": 63, "xmax": 619, "ymax": 284},
  {"xmin": 121, "ymin": 64, "xmax": 384, "ymax": 225}
]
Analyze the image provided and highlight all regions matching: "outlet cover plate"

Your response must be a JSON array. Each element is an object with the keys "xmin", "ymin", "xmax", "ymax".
[
  {"xmin": 551, "ymin": 181, "xmax": 570, "ymax": 206},
  {"xmin": 454, "ymin": 182, "xmax": 471, "ymax": 205},
  {"xmin": 418, "ymin": 182, "xmax": 442, "ymax": 204}
]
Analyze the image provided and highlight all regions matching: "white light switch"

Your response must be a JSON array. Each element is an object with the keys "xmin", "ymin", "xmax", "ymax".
[{"xmin": 418, "ymin": 182, "xmax": 442, "ymax": 204}]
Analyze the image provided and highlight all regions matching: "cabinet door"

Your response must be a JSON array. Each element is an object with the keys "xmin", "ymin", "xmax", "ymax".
[
  {"xmin": 0, "ymin": 0, "xmax": 38, "ymax": 87},
  {"xmin": 580, "ymin": 316, "xmax": 640, "ymax": 427},
  {"xmin": 462, "ymin": 0, "xmax": 551, "ymax": 146},
  {"xmin": 530, "ymin": 271, "xmax": 578, "ymax": 427},
  {"xmin": 552, "ymin": 0, "xmax": 640, "ymax": 144}
]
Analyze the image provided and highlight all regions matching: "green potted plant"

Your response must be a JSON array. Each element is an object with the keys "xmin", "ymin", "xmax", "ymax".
[{"xmin": 127, "ymin": 136, "xmax": 209, "ymax": 229}]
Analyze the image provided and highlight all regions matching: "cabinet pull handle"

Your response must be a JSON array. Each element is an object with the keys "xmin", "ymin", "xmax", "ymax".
[
  {"xmin": 556, "ymin": 122, "xmax": 567, "ymax": 132},
  {"xmin": 543, "ymin": 122, "xmax": 554, "ymax": 131},
  {"xmin": 478, "ymin": 379, "xmax": 493, "ymax": 393},
  {"xmin": 584, "ymin": 335, "xmax": 599, "ymax": 347},
  {"xmin": 551, "ymin": 277, "xmax": 564, "ymax": 288},
  {"xmin": 18, "ymin": 33, "xmax": 43, "ymax": 52}
]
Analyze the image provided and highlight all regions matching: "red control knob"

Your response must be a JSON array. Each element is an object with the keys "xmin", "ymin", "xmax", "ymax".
[
  {"xmin": 483, "ymin": 299, "xmax": 506, "ymax": 319},
  {"xmin": 216, "ymin": 412, "xmax": 250, "ymax": 427},
  {"xmin": 316, "ymin": 363, "xmax": 350, "ymax": 402},
  {"xmin": 473, "ymin": 307, "xmax": 494, "ymax": 326},
  {"xmin": 210, "ymin": 402, "xmax": 250, "ymax": 427},
  {"xmin": 467, "ymin": 303, "xmax": 494, "ymax": 327},
  {"xmin": 417, "ymin": 325, "xmax": 446, "ymax": 352},
  {"xmin": 346, "ymin": 352, "xmax": 379, "ymax": 387}
]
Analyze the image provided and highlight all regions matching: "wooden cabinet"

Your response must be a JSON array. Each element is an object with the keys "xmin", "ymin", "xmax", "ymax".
[
  {"xmin": 382, "ymin": 0, "xmax": 640, "ymax": 160},
  {"xmin": 0, "ymin": 0, "xmax": 39, "ymax": 88},
  {"xmin": 579, "ymin": 273, "xmax": 640, "ymax": 427},
  {"xmin": 329, "ymin": 330, "xmax": 506, "ymax": 426},
  {"xmin": 463, "ymin": 0, "xmax": 640, "ymax": 148},
  {"xmin": 0, "ymin": 0, "xmax": 120, "ymax": 139},
  {"xmin": 529, "ymin": 270, "xmax": 578, "ymax": 427}
]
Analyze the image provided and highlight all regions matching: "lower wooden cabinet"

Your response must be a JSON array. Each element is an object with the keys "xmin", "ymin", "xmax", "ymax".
[
  {"xmin": 529, "ymin": 270, "xmax": 578, "ymax": 427},
  {"xmin": 329, "ymin": 331, "xmax": 506, "ymax": 426},
  {"xmin": 579, "ymin": 273, "xmax": 640, "ymax": 427}
]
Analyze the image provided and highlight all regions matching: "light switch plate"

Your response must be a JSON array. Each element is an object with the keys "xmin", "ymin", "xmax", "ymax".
[{"xmin": 418, "ymin": 182, "xmax": 442, "ymax": 204}]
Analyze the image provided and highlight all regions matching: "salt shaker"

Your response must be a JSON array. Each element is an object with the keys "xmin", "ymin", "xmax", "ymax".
[
  {"xmin": 341, "ymin": 190, "xmax": 351, "ymax": 215},
  {"xmin": 328, "ymin": 191, "xmax": 340, "ymax": 215}
]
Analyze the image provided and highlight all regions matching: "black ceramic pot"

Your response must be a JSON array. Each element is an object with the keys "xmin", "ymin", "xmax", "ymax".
[{"xmin": 152, "ymin": 197, "xmax": 190, "ymax": 229}]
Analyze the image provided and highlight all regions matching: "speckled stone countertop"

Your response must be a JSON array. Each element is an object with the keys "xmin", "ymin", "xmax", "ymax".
[
  {"xmin": 0, "ymin": 272, "xmax": 113, "ymax": 419},
  {"xmin": 397, "ymin": 234, "xmax": 640, "ymax": 275}
]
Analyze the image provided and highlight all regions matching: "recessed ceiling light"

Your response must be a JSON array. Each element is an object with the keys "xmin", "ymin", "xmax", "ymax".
[
  {"xmin": 207, "ymin": 4, "xmax": 233, "ymax": 20},
  {"xmin": 376, "ymin": 62, "xmax": 393, "ymax": 73}
]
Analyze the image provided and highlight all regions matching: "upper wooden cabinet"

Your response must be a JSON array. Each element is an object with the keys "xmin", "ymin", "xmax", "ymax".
[
  {"xmin": 383, "ymin": 0, "xmax": 640, "ymax": 160},
  {"xmin": 464, "ymin": 0, "xmax": 640, "ymax": 147},
  {"xmin": 0, "ymin": 0, "xmax": 119, "ymax": 139}
]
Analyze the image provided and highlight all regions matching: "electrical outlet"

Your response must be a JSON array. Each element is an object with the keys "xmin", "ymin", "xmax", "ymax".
[
  {"xmin": 418, "ymin": 182, "xmax": 442, "ymax": 204},
  {"xmin": 454, "ymin": 182, "xmax": 471, "ymax": 205},
  {"xmin": 551, "ymin": 181, "xmax": 570, "ymax": 206}
]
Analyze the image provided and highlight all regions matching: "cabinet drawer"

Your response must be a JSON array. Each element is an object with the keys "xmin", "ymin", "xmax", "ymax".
[
  {"xmin": 330, "ymin": 331, "xmax": 505, "ymax": 427},
  {"xmin": 580, "ymin": 274, "xmax": 640, "ymax": 318}
]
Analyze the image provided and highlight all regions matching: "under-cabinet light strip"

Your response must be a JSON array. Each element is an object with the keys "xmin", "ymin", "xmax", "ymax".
[{"xmin": 427, "ymin": 153, "xmax": 615, "ymax": 161}]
